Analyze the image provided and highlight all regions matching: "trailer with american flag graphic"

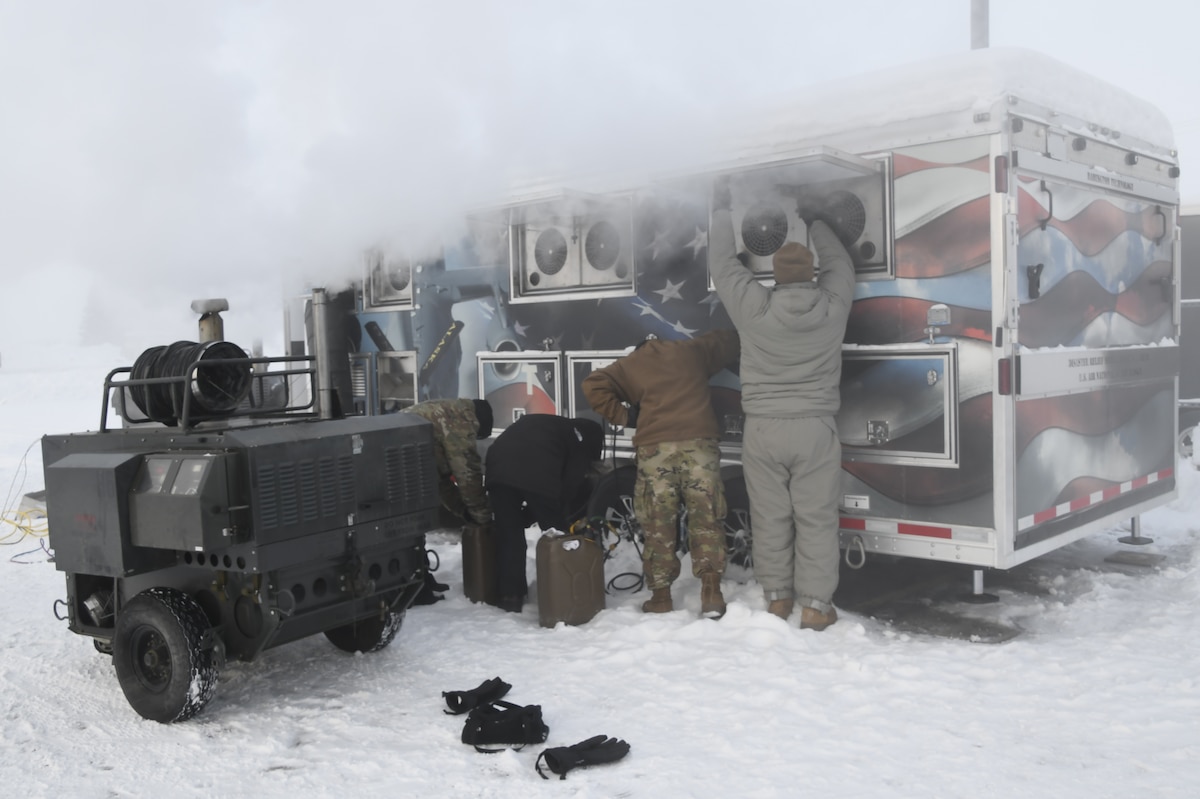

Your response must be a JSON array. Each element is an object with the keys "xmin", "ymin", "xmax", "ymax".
[{"xmin": 304, "ymin": 47, "xmax": 1181, "ymax": 577}]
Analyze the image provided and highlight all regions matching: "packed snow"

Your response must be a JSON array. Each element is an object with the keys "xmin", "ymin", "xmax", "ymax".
[{"xmin": 2, "ymin": 348, "xmax": 1199, "ymax": 798}]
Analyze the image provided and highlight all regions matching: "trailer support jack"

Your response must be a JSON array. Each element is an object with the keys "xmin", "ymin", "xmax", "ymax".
[
  {"xmin": 959, "ymin": 568, "xmax": 999, "ymax": 604},
  {"xmin": 1117, "ymin": 515, "xmax": 1154, "ymax": 546}
]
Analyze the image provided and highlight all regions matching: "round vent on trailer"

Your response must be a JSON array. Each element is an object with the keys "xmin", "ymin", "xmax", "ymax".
[
  {"xmin": 584, "ymin": 220, "xmax": 621, "ymax": 270},
  {"xmin": 534, "ymin": 228, "xmax": 569, "ymax": 275},
  {"xmin": 741, "ymin": 204, "xmax": 790, "ymax": 256},
  {"xmin": 386, "ymin": 261, "xmax": 411, "ymax": 291},
  {"xmin": 822, "ymin": 190, "xmax": 867, "ymax": 245}
]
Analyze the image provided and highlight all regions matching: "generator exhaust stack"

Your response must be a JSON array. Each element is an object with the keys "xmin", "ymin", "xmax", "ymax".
[{"xmin": 191, "ymin": 298, "xmax": 229, "ymax": 343}]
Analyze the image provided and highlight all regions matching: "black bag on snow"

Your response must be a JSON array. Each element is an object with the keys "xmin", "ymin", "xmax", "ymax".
[{"xmin": 460, "ymin": 700, "xmax": 549, "ymax": 753}]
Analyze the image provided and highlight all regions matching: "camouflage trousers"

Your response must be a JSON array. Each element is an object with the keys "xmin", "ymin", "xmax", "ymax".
[{"xmin": 635, "ymin": 439, "xmax": 726, "ymax": 590}]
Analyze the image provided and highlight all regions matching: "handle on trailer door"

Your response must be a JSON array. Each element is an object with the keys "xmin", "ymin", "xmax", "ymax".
[{"xmin": 1037, "ymin": 181, "xmax": 1054, "ymax": 231}]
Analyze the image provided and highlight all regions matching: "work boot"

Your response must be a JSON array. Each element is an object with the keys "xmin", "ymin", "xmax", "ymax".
[
  {"xmin": 800, "ymin": 605, "xmax": 838, "ymax": 631},
  {"xmin": 700, "ymin": 573, "xmax": 726, "ymax": 619},
  {"xmin": 642, "ymin": 587, "xmax": 673, "ymax": 613},
  {"xmin": 767, "ymin": 599, "xmax": 793, "ymax": 620}
]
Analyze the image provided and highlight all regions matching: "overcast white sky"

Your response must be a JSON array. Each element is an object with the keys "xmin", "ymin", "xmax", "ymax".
[{"xmin": 1, "ymin": 0, "xmax": 1195, "ymax": 360}]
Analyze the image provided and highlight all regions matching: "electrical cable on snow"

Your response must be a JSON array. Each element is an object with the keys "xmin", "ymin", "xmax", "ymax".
[
  {"xmin": 2, "ymin": 439, "xmax": 51, "ymax": 561},
  {"xmin": 598, "ymin": 420, "xmax": 646, "ymax": 593}
]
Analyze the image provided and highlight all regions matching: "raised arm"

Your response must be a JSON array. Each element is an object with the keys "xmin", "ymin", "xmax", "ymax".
[{"xmin": 709, "ymin": 205, "xmax": 770, "ymax": 325}]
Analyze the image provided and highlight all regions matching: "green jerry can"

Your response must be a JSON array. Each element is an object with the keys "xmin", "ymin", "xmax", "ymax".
[
  {"xmin": 462, "ymin": 524, "xmax": 498, "ymax": 605},
  {"xmin": 535, "ymin": 531, "xmax": 605, "ymax": 628}
]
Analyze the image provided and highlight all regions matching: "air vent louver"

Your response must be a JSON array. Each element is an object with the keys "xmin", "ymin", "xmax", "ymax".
[
  {"xmin": 741, "ymin": 204, "xmax": 791, "ymax": 256},
  {"xmin": 584, "ymin": 220, "xmax": 621, "ymax": 270},
  {"xmin": 534, "ymin": 228, "xmax": 569, "ymax": 275}
]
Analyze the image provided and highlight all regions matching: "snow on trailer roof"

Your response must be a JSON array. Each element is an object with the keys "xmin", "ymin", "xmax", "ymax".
[
  {"xmin": 502, "ymin": 47, "xmax": 1176, "ymax": 200},
  {"xmin": 720, "ymin": 46, "xmax": 1176, "ymax": 168}
]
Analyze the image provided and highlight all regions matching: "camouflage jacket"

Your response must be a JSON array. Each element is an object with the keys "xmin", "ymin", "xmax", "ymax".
[{"xmin": 402, "ymin": 399, "xmax": 491, "ymax": 525}]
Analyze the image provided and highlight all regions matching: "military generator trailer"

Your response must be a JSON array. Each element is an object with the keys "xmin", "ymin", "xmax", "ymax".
[{"xmin": 42, "ymin": 343, "xmax": 440, "ymax": 723}]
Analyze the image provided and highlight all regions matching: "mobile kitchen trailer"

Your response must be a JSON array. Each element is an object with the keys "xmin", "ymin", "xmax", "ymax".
[{"xmin": 299, "ymin": 47, "xmax": 1182, "ymax": 576}]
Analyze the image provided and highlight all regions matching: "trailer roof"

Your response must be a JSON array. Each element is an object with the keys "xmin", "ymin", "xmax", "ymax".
[
  {"xmin": 720, "ymin": 47, "xmax": 1175, "ymax": 166},
  {"xmin": 505, "ymin": 47, "xmax": 1176, "ymax": 199}
]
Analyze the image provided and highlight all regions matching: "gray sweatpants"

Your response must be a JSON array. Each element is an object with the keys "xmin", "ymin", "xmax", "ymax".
[{"xmin": 742, "ymin": 415, "xmax": 841, "ymax": 612}]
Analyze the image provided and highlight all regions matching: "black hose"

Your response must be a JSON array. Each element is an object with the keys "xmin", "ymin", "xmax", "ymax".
[{"xmin": 128, "ymin": 340, "xmax": 251, "ymax": 425}]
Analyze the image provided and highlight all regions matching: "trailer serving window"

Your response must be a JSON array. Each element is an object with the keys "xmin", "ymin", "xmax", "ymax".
[
  {"xmin": 349, "ymin": 350, "xmax": 417, "ymax": 415},
  {"xmin": 837, "ymin": 344, "xmax": 960, "ymax": 467},
  {"xmin": 362, "ymin": 250, "xmax": 418, "ymax": 311},
  {"xmin": 566, "ymin": 351, "xmax": 636, "ymax": 454},
  {"xmin": 501, "ymin": 191, "xmax": 637, "ymax": 304},
  {"xmin": 476, "ymin": 351, "xmax": 563, "ymax": 433},
  {"xmin": 711, "ymin": 146, "xmax": 893, "ymax": 286}
]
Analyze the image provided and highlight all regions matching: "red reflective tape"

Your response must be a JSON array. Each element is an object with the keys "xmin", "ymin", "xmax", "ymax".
[
  {"xmin": 1101, "ymin": 485, "xmax": 1122, "ymax": 500},
  {"xmin": 897, "ymin": 522, "xmax": 953, "ymax": 539},
  {"xmin": 1132, "ymin": 475, "xmax": 1149, "ymax": 489},
  {"xmin": 998, "ymin": 358, "xmax": 1012, "ymax": 395},
  {"xmin": 840, "ymin": 517, "xmax": 867, "ymax": 530},
  {"xmin": 1033, "ymin": 508, "xmax": 1058, "ymax": 524},
  {"xmin": 1069, "ymin": 496, "xmax": 1091, "ymax": 512}
]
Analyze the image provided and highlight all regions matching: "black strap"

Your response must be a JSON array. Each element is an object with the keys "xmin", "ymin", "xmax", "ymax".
[{"xmin": 535, "ymin": 750, "xmax": 559, "ymax": 780}]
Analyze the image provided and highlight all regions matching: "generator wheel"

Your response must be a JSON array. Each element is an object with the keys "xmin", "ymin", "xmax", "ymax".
[
  {"xmin": 324, "ymin": 610, "xmax": 404, "ymax": 653},
  {"xmin": 113, "ymin": 588, "xmax": 219, "ymax": 723}
]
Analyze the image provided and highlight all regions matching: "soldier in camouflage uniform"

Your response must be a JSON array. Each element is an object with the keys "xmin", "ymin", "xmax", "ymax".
[
  {"xmin": 402, "ymin": 398, "xmax": 493, "ymax": 528},
  {"xmin": 582, "ymin": 329, "xmax": 740, "ymax": 618}
]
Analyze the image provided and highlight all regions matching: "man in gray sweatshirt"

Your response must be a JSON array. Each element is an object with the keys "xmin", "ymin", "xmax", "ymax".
[{"xmin": 708, "ymin": 178, "xmax": 855, "ymax": 630}]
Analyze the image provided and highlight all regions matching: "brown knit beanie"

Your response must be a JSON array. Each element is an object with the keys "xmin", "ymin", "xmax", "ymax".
[{"xmin": 772, "ymin": 242, "xmax": 815, "ymax": 284}]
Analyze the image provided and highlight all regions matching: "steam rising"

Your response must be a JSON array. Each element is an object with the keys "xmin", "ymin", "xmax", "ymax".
[{"xmin": 0, "ymin": 0, "xmax": 1192, "ymax": 360}]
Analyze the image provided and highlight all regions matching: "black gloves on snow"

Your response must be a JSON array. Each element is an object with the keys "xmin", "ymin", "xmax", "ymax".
[
  {"xmin": 442, "ymin": 676, "xmax": 512, "ymax": 715},
  {"xmin": 536, "ymin": 734, "xmax": 631, "ymax": 780}
]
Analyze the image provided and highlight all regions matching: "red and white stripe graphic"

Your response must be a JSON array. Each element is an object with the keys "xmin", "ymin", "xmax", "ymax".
[
  {"xmin": 840, "ymin": 516, "xmax": 954, "ymax": 540},
  {"xmin": 1017, "ymin": 467, "xmax": 1175, "ymax": 531}
]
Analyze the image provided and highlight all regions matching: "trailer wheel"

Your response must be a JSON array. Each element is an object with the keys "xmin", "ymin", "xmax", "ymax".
[
  {"xmin": 585, "ymin": 464, "xmax": 643, "ymax": 546},
  {"xmin": 1179, "ymin": 423, "xmax": 1196, "ymax": 460},
  {"xmin": 324, "ymin": 611, "xmax": 404, "ymax": 653},
  {"xmin": 586, "ymin": 465, "xmax": 753, "ymax": 567},
  {"xmin": 113, "ymin": 588, "xmax": 219, "ymax": 723},
  {"xmin": 722, "ymin": 477, "xmax": 753, "ymax": 570}
]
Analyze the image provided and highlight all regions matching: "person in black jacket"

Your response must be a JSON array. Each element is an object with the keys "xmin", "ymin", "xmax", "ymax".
[{"xmin": 484, "ymin": 414, "xmax": 604, "ymax": 612}]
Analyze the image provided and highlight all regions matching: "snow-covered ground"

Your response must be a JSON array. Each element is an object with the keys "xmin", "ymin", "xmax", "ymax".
[{"xmin": 2, "ymin": 348, "xmax": 1198, "ymax": 798}]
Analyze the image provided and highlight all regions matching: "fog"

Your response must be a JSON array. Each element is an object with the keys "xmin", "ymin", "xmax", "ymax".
[{"xmin": 1, "ymin": 1, "xmax": 1194, "ymax": 363}]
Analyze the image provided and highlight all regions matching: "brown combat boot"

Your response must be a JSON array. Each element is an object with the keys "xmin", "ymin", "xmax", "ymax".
[
  {"xmin": 767, "ymin": 599, "xmax": 793, "ymax": 620},
  {"xmin": 642, "ymin": 588, "xmax": 673, "ymax": 613},
  {"xmin": 800, "ymin": 605, "xmax": 838, "ymax": 631},
  {"xmin": 700, "ymin": 573, "xmax": 726, "ymax": 619}
]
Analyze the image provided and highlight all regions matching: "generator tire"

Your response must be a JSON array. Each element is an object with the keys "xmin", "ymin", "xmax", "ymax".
[
  {"xmin": 324, "ymin": 611, "xmax": 404, "ymax": 653},
  {"xmin": 113, "ymin": 588, "xmax": 219, "ymax": 723}
]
